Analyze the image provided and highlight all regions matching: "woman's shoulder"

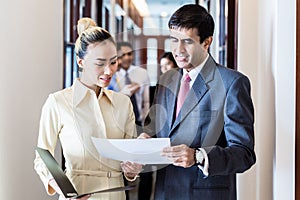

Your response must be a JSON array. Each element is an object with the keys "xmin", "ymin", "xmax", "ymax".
[
  {"xmin": 49, "ymin": 87, "xmax": 71, "ymax": 96},
  {"xmin": 46, "ymin": 87, "xmax": 72, "ymax": 105},
  {"xmin": 104, "ymin": 89, "xmax": 131, "ymax": 103}
]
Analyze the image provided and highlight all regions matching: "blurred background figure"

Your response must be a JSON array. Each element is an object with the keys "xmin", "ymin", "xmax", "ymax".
[
  {"xmin": 159, "ymin": 52, "xmax": 178, "ymax": 74},
  {"xmin": 109, "ymin": 41, "xmax": 150, "ymax": 130},
  {"xmin": 108, "ymin": 41, "xmax": 151, "ymax": 200}
]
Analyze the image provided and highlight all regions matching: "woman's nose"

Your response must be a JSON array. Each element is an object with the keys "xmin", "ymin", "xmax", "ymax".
[{"xmin": 104, "ymin": 65, "xmax": 112, "ymax": 75}]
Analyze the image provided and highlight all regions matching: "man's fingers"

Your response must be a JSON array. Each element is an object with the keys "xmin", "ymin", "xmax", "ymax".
[
  {"xmin": 163, "ymin": 144, "xmax": 188, "ymax": 152},
  {"xmin": 161, "ymin": 145, "xmax": 195, "ymax": 168}
]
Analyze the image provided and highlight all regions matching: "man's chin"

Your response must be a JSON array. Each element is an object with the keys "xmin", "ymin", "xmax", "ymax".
[
  {"xmin": 177, "ymin": 62, "xmax": 188, "ymax": 69},
  {"xmin": 178, "ymin": 63, "xmax": 191, "ymax": 69},
  {"xmin": 121, "ymin": 65, "xmax": 130, "ymax": 70},
  {"xmin": 180, "ymin": 64, "xmax": 196, "ymax": 72}
]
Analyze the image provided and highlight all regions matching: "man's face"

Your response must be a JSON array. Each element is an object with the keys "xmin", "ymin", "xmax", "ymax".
[
  {"xmin": 119, "ymin": 46, "xmax": 134, "ymax": 70},
  {"xmin": 170, "ymin": 28, "xmax": 209, "ymax": 71}
]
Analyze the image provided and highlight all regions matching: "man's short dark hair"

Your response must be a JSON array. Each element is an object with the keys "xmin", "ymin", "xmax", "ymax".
[
  {"xmin": 168, "ymin": 4, "xmax": 215, "ymax": 43},
  {"xmin": 117, "ymin": 41, "xmax": 133, "ymax": 51}
]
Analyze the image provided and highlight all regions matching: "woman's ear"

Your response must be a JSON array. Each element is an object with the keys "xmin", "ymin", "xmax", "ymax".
[{"xmin": 77, "ymin": 56, "xmax": 84, "ymax": 70}]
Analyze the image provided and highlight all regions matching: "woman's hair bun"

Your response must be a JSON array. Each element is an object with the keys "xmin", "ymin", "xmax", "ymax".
[{"xmin": 77, "ymin": 17, "xmax": 97, "ymax": 35}]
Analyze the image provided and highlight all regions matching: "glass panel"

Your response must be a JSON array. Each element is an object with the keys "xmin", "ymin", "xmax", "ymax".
[
  {"xmin": 147, "ymin": 38, "xmax": 158, "ymax": 86},
  {"xmin": 164, "ymin": 38, "xmax": 171, "ymax": 52},
  {"xmin": 65, "ymin": 46, "xmax": 73, "ymax": 88}
]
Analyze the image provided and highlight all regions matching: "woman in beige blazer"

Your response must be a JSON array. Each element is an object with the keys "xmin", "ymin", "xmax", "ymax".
[{"xmin": 34, "ymin": 18, "xmax": 141, "ymax": 200}]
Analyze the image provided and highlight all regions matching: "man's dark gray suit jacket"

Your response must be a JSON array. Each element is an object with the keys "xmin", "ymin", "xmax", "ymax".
[{"xmin": 145, "ymin": 56, "xmax": 256, "ymax": 200}]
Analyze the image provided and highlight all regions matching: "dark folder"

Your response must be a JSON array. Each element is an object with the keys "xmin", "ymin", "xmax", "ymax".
[{"xmin": 36, "ymin": 147, "xmax": 135, "ymax": 199}]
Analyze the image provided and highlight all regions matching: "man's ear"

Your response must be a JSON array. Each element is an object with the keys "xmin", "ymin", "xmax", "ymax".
[{"xmin": 203, "ymin": 36, "xmax": 213, "ymax": 50}]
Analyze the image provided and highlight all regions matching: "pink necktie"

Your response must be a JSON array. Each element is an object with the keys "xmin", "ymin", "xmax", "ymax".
[{"xmin": 176, "ymin": 74, "xmax": 191, "ymax": 117}]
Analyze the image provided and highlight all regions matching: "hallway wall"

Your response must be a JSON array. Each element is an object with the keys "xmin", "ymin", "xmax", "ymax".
[
  {"xmin": 0, "ymin": 1, "xmax": 63, "ymax": 199},
  {"xmin": 274, "ymin": 0, "xmax": 296, "ymax": 199},
  {"xmin": 238, "ymin": 0, "xmax": 296, "ymax": 199}
]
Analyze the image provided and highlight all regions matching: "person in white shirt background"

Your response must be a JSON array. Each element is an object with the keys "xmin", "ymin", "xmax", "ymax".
[{"xmin": 109, "ymin": 42, "xmax": 150, "ymax": 130}]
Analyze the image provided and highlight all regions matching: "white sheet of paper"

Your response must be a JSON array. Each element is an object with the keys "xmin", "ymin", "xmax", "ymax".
[{"xmin": 91, "ymin": 137, "xmax": 172, "ymax": 164}]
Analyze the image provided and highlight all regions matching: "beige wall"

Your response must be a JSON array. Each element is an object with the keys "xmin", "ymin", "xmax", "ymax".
[
  {"xmin": 0, "ymin": 1, "xmax": 63, "ymax": 199},
  {"xmin": 238, "ymin": 0, "xmax": 296, "ymax": 199}
]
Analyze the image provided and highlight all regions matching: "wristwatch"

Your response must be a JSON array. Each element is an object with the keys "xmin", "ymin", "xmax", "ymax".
[{"xmin": 195, "ymin": 148, "xmax": 204, "ymax": 166}]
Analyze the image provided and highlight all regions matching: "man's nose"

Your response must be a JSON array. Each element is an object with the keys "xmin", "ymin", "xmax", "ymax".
[{"xmin": 177, "ymin": 40, "xmax": 185, "ymax": 53}]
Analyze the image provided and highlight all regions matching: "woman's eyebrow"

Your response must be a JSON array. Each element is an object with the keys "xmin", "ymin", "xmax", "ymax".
[
  {"xmin": 96, "ymin": 55, "xmax": 117, "ymax": 61},
  {"xmin": 109, "ymin": 55, "xmax": 117, "ymax": 60}
]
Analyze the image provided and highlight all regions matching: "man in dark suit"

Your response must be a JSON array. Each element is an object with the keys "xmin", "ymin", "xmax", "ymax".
[{"xmin": 141, "ymin": 4, "xmax": 256, "ymax": 200}]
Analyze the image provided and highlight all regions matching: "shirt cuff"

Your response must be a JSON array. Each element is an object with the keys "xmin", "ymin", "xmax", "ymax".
[{"xmin": 197, "ymin": 148, "xmax": 209, "ymax": 177}]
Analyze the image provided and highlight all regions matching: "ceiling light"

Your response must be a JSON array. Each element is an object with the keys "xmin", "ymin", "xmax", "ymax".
[
  {"xmin": 131, "ymin": 0, "xmax": 150, "ymax": 17},
  {"xmin": 160, "ymin": 11, "xmax": 168, "ymax": 18}
]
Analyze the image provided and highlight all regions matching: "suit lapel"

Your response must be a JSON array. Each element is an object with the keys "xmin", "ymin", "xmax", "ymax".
[
  {"xmin": 169, "ymin": 56, "xmax": 217, "ymax": 137},
  {"xmin": 170, "ymin": 74, "xmax": 208, "ymax": 134},
  {"xmin": 158, "ymin": 69, "xmax": 182, "ymax": 132}
]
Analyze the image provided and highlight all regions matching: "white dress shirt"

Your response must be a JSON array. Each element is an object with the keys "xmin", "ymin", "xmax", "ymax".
[{"xmin": 182, "ymin": 54, "xmax": 210, "ymax": 176}]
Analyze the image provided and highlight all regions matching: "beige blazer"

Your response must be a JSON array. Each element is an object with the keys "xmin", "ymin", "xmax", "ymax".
[{"xmin": 34, "ymin": 79, "xmax": 137, "ymax": 200}]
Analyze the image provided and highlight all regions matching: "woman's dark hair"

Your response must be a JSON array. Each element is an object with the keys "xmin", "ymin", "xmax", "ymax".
[
  {"xmin": 168, "ymin": 4, "xmax": 215, "ymax": 43},
  {"xmin": 160, "ymin": 52, "xmax": 178, "ymax": 67},
  {"xmin": 75, "ymin": 18, "xmax": 116, "ymax": 59}
]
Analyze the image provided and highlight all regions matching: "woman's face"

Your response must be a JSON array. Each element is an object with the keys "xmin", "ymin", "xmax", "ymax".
[
  {"xmin": 78, "ymin": 41, "xmax": 118, "ymax": 88},
  {"xmin": 160, "ymin": 57, "xmax": 175, "ymax": 74}
]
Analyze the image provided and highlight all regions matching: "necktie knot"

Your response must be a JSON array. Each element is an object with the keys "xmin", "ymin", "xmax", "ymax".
[{"xmin": 183, "ymin": 74, "xmax": 191, "ymax": 83}]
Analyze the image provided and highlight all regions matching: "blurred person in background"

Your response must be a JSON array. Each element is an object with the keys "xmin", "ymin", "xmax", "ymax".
[
  {"xmin": 159, "ymin": 51, "xmax": 178, "ymax": 74},
  {"xmin": 108, "ymin": 41, "xmax": 151, "ymax": 200}
]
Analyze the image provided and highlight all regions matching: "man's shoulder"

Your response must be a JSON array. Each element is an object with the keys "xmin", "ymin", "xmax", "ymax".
[
  {"xmin": 157, "ymin": 68, "xmax": 180, "ymax": 86},
  {"xmin": 215, "ymin": 65, "xmax": 251, "ymax": 89},
  {"xmin": 161, "ymin": 68, "xmax": 180, "ymax": 79},
  {"xmin": 217, "ymin": 65, "xmax": 249, "ymax": 80},
  {"xmin": 205, "ymin": 56, "xmax": 247, "ymax": 80}
]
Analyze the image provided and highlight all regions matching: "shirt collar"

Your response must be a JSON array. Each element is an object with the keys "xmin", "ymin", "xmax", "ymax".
[
  {"xmin": 182, "ymin": 54, "xmax": 209, "ymax": 86},
  {"xmin": 119, "ymin": 65, "xmax": 134, "ymax": 76},
  {"xmin": 72, "ymin": 79, "xmax": 113, "ymax": 107}
]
